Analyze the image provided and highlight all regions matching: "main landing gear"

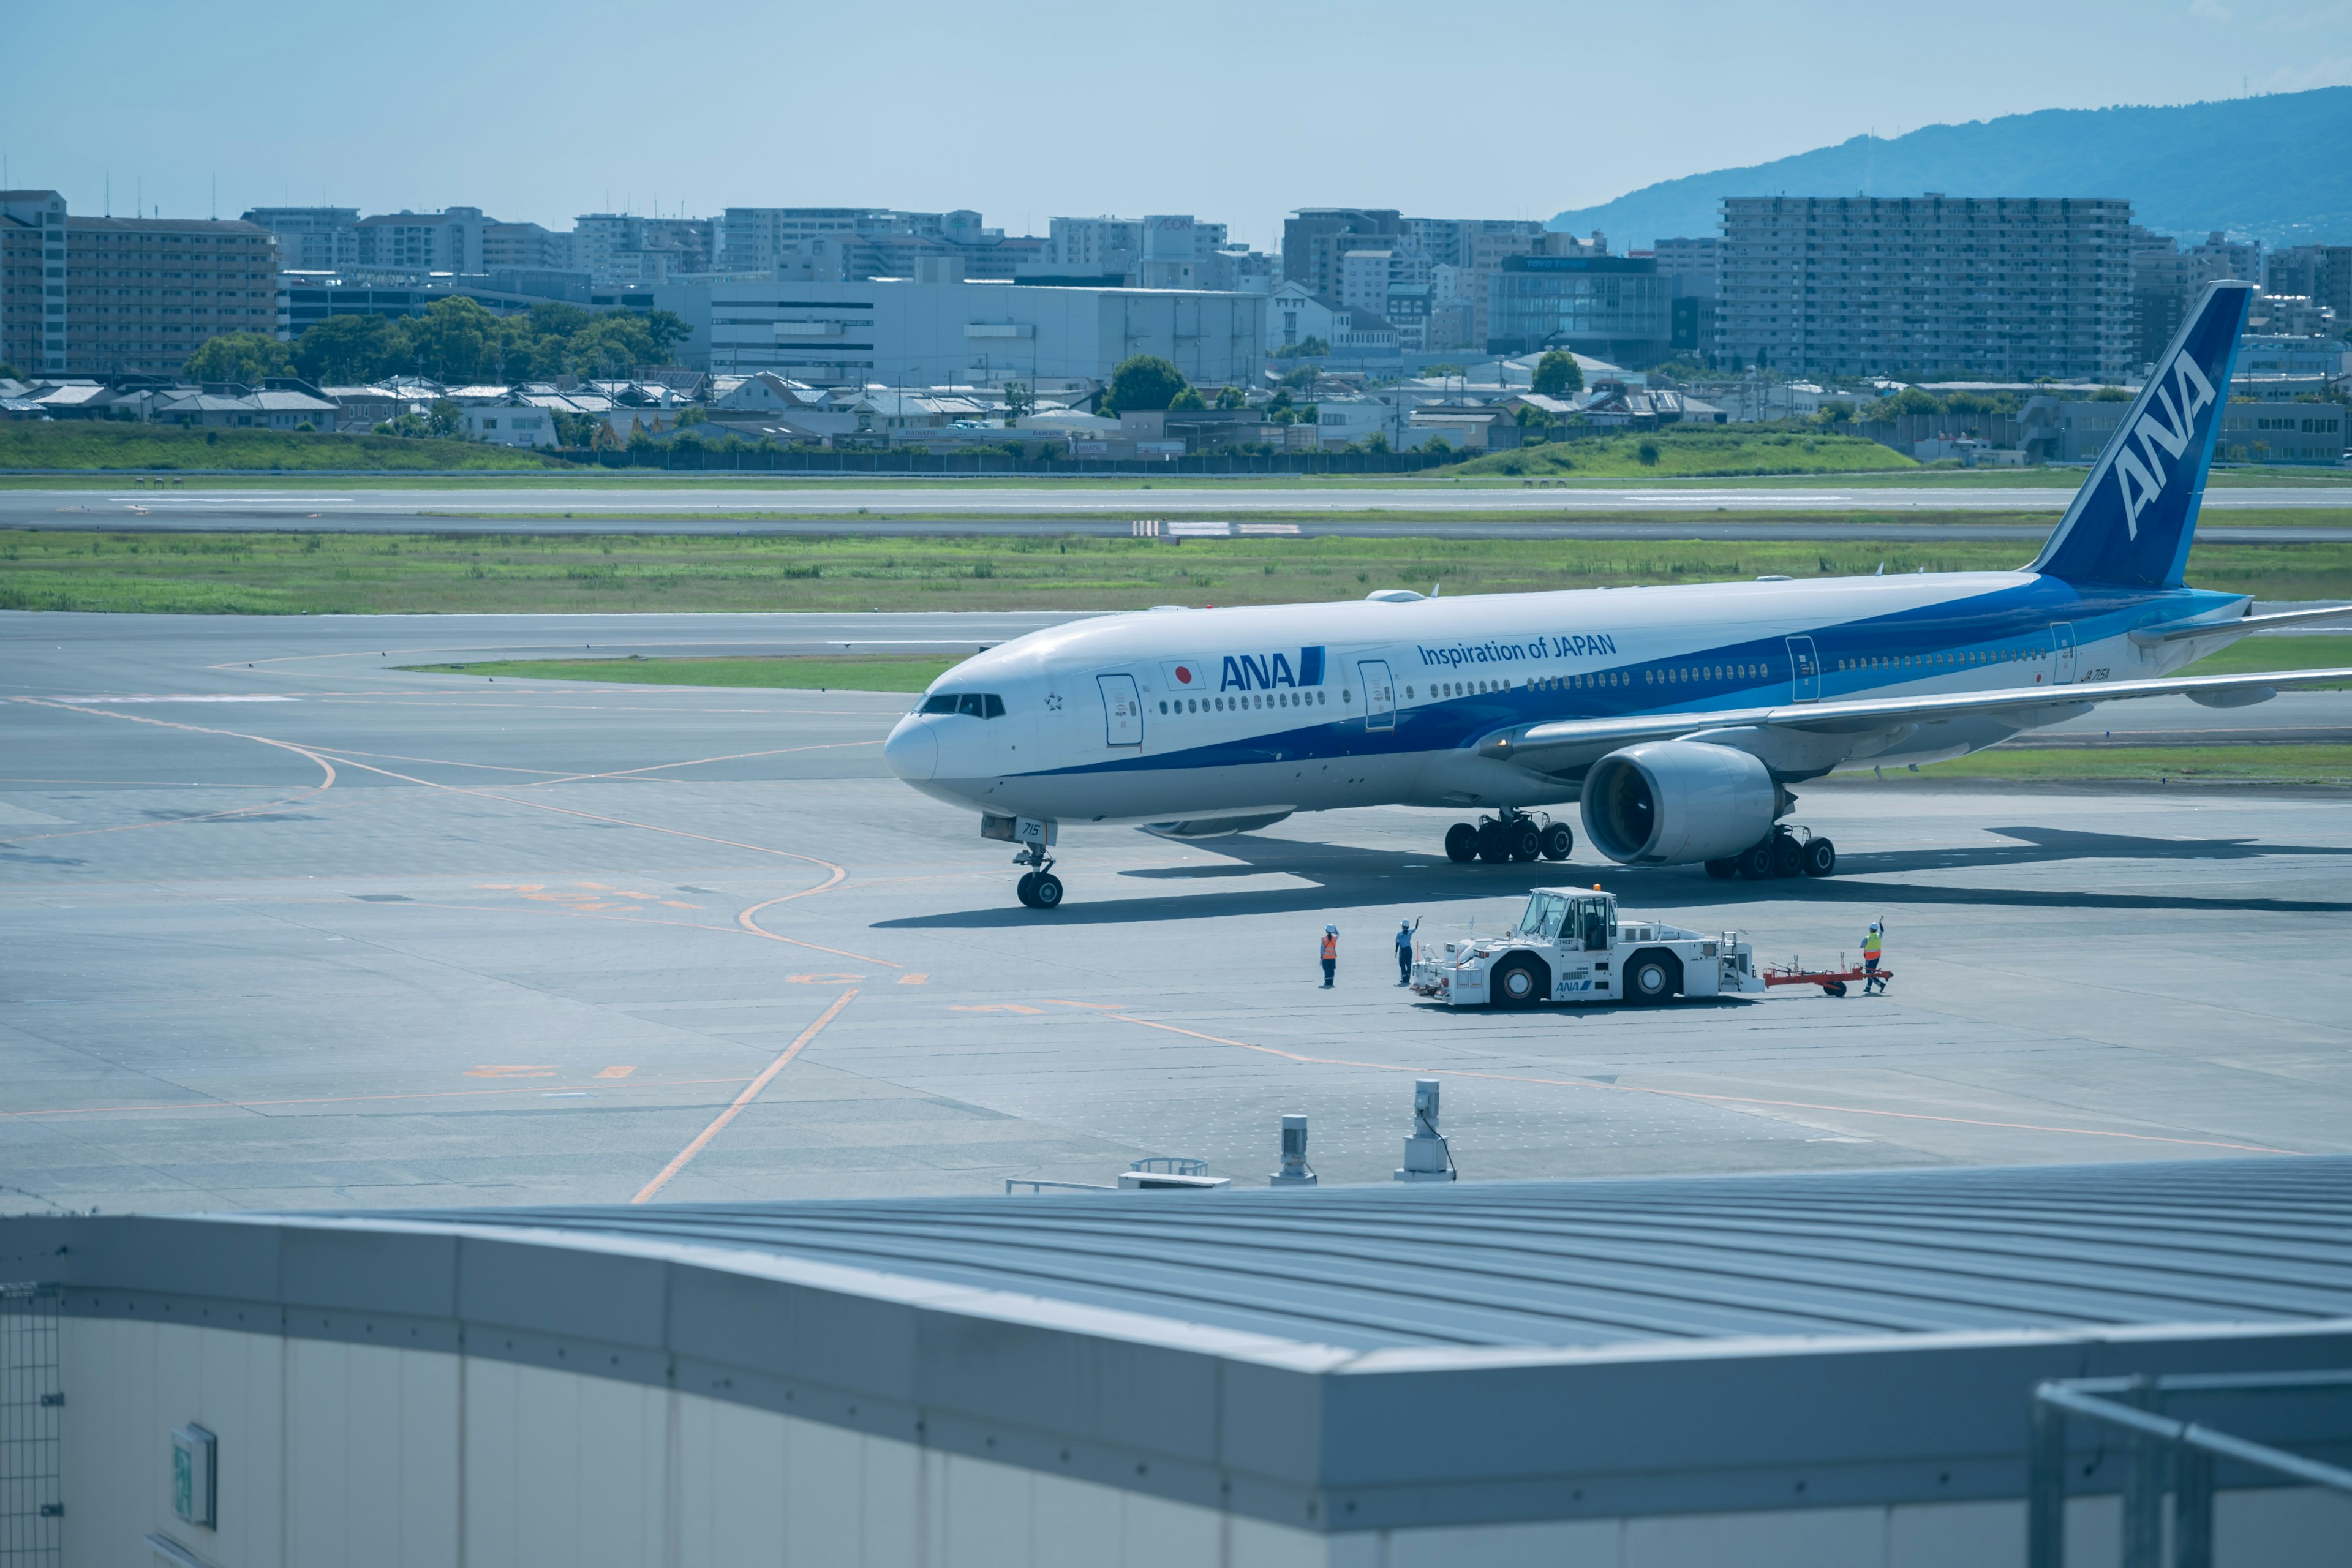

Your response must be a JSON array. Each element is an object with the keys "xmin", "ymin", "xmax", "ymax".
[
  {"xmin": 1705, "ymin": 826, "xmax": 1838, "ymax": 881},
  {"xmin": 1443, "ymin": 809, "xmax": 1574, "ymax": 867},
  {"xmin": 1012, "ymin": 842, "xmax": 1065, "ymax": 909}
]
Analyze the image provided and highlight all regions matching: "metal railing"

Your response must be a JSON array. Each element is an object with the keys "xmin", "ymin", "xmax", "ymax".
[{"xmin": 2029, "ymin": 1370, "xmax": 2352, "ymax": 1568}]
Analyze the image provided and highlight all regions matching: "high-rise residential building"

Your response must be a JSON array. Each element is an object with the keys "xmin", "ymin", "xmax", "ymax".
[
  {"xmin": 1717, "ymin": 195, "xmax": 2135, "ymax": 381},
  {"xmin": 1281, "ymin": 209, "xmax": 1401, "ymax": 300},
  {"xmin": 1651, "ymin": 238, "xmax": 1721, "ymax": 301},
  {"xmin": 355, "ymin": 207, "xmax": 496, "ymax": 273},
  {"xmin": 1337, "ymin": 247, "xmax": 1430, "ymax": 316},
  {"xmin": 13, "ymin": 197, "xmax": 277, "ymax": 377},
  {"xmin": 2179, "ymin": 230, "xmax": 2263, "ymax": 290},
  {"xmin": 241, "ymin": 208, "xmax": 361, "ymax": 271},
  {"xmin": 2, "ymin": 189, "xmax": 70, "ymax": 374},
  {"xmin": 573, "ymin": 213, "xmax": 715, "ymax": 285},
  {"xmin": 482, "ymin": 222, "xmax": 573, "ymax": 272}
]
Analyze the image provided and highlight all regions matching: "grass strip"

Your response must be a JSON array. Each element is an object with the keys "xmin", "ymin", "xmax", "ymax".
[
  {"xmin": 1891, "ymin": 745, "xmax": 2352, "ymax": 786},
  {"xmin": 12, "ymin": 528, "xmax": 2352, "ymax": 614},
  {"xmin": 401, "ymin": 655, "xmax": 957, "ymax": 692}
]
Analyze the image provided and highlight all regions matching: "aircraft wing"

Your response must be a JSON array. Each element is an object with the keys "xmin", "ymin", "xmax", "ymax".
[{"xmin": 1480, "ymin": 664, "xmax": 2352, "ymax": 771}]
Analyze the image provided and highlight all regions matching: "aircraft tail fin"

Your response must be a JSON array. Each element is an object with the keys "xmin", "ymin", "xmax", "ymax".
[{"xmin": 2029, "ymin": 279, "xmax": 2253, "ymax": 589}]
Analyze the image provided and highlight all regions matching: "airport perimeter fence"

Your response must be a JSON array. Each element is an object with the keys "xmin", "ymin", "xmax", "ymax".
[{"xmin": 546, "ymin": 448, "xmax": 1469, "ymax": 476}]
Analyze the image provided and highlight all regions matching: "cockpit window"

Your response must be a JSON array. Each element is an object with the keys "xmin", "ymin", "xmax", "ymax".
[{"xmin": 919, "ymin": 692, "xmax": 1007, "ymax": 719}]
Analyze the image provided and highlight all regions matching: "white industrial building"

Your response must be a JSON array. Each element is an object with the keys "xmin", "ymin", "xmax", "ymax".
[
  {"xmin": 668, "ymin": 277, "xmax": 1265, "ymax": 388},
  {"xmin": 5, "ymin": 1157, "xmax": 2350, "ymax": 1567}
]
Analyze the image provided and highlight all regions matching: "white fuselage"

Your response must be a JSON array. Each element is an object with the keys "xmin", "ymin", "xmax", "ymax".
[{"xmin": 883, "ymin": 571, "xmax": 2245, "ymax": 827}]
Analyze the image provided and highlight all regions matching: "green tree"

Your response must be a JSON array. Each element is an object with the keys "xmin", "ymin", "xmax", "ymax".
[
  {"xmin": 402, "ymin": 297, "xmax": 502, "ymax": 384},
  {"xmin": 1102, "ymin": 355, "xmax": 1190, "ymax": 415},
  {"xmin": 290, "ymin": 315, "xmax": 403, "ymax": 384},
  {"xmin": 1270, "ymin": 335, "xmax": 1329, "ymax": 360},
  {"xmin": 184, "ymin": 331, "xmax": 292, "ymax": 386},
  {"xmin": 1213, "ymin": 385, "xmax": 1247, "ymax": 410},
  {"xmin": 1169, "ymin": 385, "xmax": 1207, "ymax": 411},
  {"xmin": 1884, "ymin": 386, "xmax": 1944, "ymax": 417},
  {"xmin": 1531, "ymin": 349, "xmax": 1583, "ymax": 397},
  {"xmin": 1003, "ymin": 381, "xmax": 1035, "ymax": 419},
  {"xmin": 426, "ymin": 398, "xmax": 464, "ymax": 439}
]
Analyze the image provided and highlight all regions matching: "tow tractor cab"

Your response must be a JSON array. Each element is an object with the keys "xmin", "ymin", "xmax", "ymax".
[{"xmin": 1409, "ymin": 888, "xmax": 1765, "ymax": 1008}]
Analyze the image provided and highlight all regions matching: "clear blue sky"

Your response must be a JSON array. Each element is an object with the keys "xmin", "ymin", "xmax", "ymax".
[{"xmin": 9, "ymin": 0, "xmax": 2350, "ymax": 249}]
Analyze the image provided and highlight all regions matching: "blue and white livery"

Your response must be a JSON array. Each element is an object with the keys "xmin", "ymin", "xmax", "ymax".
[{"xmin": 884, "ymin": 282, "xmax": 2352, "ymax": 908}]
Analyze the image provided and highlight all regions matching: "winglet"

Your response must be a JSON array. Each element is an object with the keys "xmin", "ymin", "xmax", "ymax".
[{"xmin": 2030, "ymin": 279, "xmax": 2254, "ymax": 589}]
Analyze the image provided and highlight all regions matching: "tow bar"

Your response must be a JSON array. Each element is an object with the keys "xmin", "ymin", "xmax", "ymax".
[{"xmin": 1765, "ymin": 959, "xmax": 1890, "ymax": 998}]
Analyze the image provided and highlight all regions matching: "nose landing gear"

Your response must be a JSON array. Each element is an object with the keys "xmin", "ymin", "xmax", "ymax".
[
  {"xmin": 1012, "ymin": 843, "xmax": 1064, "ymax": 908},
  {"xmin": 1442, "ymin": 809, "xmax": 1573, "ymax": 866}
]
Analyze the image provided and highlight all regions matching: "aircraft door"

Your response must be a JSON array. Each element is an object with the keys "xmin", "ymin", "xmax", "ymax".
[
  {"xmin": 2050, "ymin": 622, "xmax": 2078, "ymax": 684},
  {"xmin": 1785, "ymin": 636, "xmax": 1822, "ymax": 703},
  {"xmin": 1097, "ymin": 674, "xmax": 1143, "ymax": 747},
  {"xmin": 1358, "ymin": 660, "xmax": 1396, "ymax": 732}
]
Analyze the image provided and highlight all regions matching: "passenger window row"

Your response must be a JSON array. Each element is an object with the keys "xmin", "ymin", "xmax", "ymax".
[
  {"xmin": 1162, "ymin": 690, "xmax": 1327, "ymax": 714},
  {"xmin": 920, "ymin": 692, "xmax": 1007, "ymax": 718}
]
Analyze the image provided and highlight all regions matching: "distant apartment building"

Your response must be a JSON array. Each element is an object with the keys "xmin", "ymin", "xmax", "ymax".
[
  {"xmin": 1651, "ymin": 237, "xmax": 1721, "ymax": 359},
  {"xmin": 1265, "ymin": 282, "xmax": 1396, "ymax": 360},
  {"xmin": 1717, "ymin": 195, "xmax": 2135, "ymax": 381},
  {"xmin": 355, "ymin": 207, "xmax": 496, "ymax": 273},
  {"xmin": 574, "ymin": 213, "xmax": 715, "ymax": 286},
  {"xmin": 2268, "ymin": 243, "xmax": 2352, "ymax": 321},
  {"xmin": 712, "ymin": 208, "xmax": 1041, "ymax": 285},
  {"xmin": 483, "ymin": 221, "xmax": 572, "ymax": 272},
  {"xmin": 2, "ymin": 189, "xmax": 69, "ymax": 373},
  {"xmin": 680, "ymin": 277, "xmax": 1264, "ymax": 387},
  {"xmin": 1281, "ymin": 209, "xmax": 1402, "ymax": 299},
  {"xmin": 241, "ymin": 207, "xmax": 361, "ymax": 271},
  {"xmin": 2, "ymin": 192, "xmax": 277, "ymax": 376}
]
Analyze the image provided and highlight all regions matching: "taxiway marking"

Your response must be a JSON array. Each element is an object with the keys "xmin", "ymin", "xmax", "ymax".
[{"xmin": 633, "ymin": 989, "xmax": 860, "ymax": 1203}]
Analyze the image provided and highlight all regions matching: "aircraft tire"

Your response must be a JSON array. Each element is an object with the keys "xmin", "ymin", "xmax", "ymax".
[
  {"xmin": 1029, "ymin": 872, "xmax": 1065, "ymax": 910},
  {"xmin": 1770, "ymin": 834, "xmax": 1806, "ymax": 878},
  {"xmin": 1444, "ymin": 823, "xmax": 1479, "ymax": 863},
  {"xmin": 1541, "ymin": 822, "xmax": 1574, "ymax": 861},
  {"xmin": 1507, "ymin": 822, "xmax": 1544, "ymax": 862},
  {"xmin": 1735, "ymin": 840, "xmax": 1774, "ymax": 880},
  {"xmin": 1801, "ymin": 837, "xmax": 1838, "ymax": 877},
  {"xmin": 1016, "ymin": 872, "xmax": 1040, "ymax": 908},
  {"xmin": 1704, "ymin": 858, "xmax": 1737, "ymax": 879},
  {"xmin": 1477, "ymin": 821, "xmax": 1512, "ymax": 864}
]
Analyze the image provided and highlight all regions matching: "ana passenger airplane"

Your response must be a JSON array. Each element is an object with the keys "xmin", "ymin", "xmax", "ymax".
[{"xmin": 885, "ymin": 281, "xmax": 2352, "ymax": 909}]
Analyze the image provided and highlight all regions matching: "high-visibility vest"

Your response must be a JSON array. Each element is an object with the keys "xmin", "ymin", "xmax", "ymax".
[
  {"xmin": 1321, "ymin": 933, "xmax": 1338, "ymax": 962},
  {"xmin": 1863, "ymin": 931, "xmax": 1882, "ymax": 960}
]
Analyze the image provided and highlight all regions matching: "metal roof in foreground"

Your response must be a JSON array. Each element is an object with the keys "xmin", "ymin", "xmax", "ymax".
[
  {"xmin": 9, "ymin": 1156, "xmax": 2351, "ymax": 1534},
  {"xmin": 374, "ymin": 1156, "xmax": 2352, "ymax": 1353}
]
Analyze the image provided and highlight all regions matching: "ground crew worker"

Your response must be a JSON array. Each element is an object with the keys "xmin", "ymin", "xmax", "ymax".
[
  {"xmin": 1321, "ymin": 925, "xmax": 1339, "ymax": 989},
  {"xmin": 1862, "ymin": 920, "xmax": 1886, "ymax": 995},
  {"xmin": 1395, "ymin": 919, "xmax": 1415, "ymax": 985}
]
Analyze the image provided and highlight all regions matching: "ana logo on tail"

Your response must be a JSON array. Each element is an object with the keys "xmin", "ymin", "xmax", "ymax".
[{"xmin": 2114, "ymin": 349, "xmax": 2217, "ymax": 540}]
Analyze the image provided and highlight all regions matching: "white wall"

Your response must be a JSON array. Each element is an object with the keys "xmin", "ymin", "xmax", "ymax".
[{"xmin": 61, "ymin": 1319, "xmax": 2352, "ymax": 1568}]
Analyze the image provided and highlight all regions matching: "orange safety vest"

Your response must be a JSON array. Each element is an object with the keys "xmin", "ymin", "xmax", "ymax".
[{"xmin": 1321, "ymin": 933, "xmax": 1338, "ymax": 962}]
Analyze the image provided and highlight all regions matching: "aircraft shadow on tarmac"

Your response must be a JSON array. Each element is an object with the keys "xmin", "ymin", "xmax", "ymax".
[{"xmin": 877, "ymin": 824, "xmax": 2352, "ymax": 928}]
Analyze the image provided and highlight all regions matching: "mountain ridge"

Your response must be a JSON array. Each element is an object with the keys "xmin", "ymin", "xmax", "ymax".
[{"xmin": 1550, "ymin": 87, "xmax": 2352, "ymax": 250}]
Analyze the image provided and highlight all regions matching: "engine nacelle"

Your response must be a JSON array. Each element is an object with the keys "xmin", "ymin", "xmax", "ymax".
[{"xmin": 1580, "ymin": 741, "xmax": 1778, "ymax": 866}]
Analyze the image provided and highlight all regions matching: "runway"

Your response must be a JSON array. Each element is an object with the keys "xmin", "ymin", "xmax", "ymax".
[
  {"xmin": 6, "ymin": 481, "xmax": 2350, "ymax": 545},
  {"xmin": 6, "ymin": 609, "xmax": 2351, "ymax": 1216}
]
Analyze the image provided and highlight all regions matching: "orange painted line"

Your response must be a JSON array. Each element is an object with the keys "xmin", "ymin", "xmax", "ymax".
[
  {"xmin": 0, "ymin": 1074, "xmax": 761, "ymax": 1120},
  {"xmin": 633, "ymin": 989, "xmax": 859, "ymax": 1203},
  {"xmin": 10, "ymin": 701, "xmax": 337, "ymax": 839},
  {"xmin": 1109, "ymin": 1016, "xmax": 2304, "ymax": 1158},
  {"xmin": 736, "ymin": 894, "xmax": 897, "ymax": 967}
]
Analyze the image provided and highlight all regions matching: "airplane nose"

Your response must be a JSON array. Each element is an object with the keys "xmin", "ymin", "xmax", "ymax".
[{"xmin": 884, "ymin": 715, "xmax": 936, "ymax": 782}]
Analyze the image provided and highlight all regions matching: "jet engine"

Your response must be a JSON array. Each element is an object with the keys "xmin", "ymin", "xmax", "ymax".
[{"xmin": 1580, "ymin": 741, "xmax": 1779, "ymax": 866}]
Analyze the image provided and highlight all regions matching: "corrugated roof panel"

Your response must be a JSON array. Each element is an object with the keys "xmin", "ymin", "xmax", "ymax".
[{"xmin": 364, "ymin": 1157, "xmax": 2352, "ymax": 1352}]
